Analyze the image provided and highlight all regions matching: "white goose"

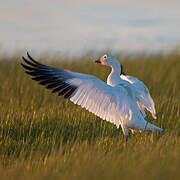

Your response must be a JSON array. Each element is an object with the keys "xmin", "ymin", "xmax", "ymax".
[{"xmin": 21, "ymin": 53, "xmax": 162, "ymax": 141}]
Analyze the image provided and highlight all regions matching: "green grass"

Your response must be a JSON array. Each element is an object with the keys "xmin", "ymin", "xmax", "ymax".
[{"xmin": 0, "ymin": 52, "xmax": 180, "ymax": 180}]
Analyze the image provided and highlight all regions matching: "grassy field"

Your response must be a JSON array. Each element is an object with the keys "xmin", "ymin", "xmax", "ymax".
[{"xmin": 0, "ymin": 52, "xmax": 180, "ymax": 180}]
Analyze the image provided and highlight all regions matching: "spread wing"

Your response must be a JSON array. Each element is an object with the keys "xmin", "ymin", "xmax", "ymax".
[
  {"xmin": 21, "ymin": 53, "xmax": 137, "ymax": 128},
  {"xmin": 120, "ymin": 74, "xmax": 156, "ymax": 119}
]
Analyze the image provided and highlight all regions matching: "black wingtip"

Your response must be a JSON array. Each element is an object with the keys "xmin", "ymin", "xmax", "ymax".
[
  {"xmin": 21, "ymin": 53, "xmax": 77, "ymax": 99},
  {"xmin": 22, "ymin": 56, "xmax": 26, "ymax": 61},
  {"xmin": 27, "ymin": 52, "xmax": 41, "ymax": 65},
  {"xmin": 26, "ymin": 52, "xmax": 31, "ymax": 59},
  {"xmin": 21, "ymin": 62, "xmax": 35, "ymax": 71},
  {"xmin": 21, "ymin": 62, "xmax": 24, "ymax": 68},
  {"xmin": 22, "ymin": 56, "xmax": 37, "ymax": 67}
]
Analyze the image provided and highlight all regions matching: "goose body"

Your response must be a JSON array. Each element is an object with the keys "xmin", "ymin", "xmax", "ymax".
[{"xmin": 21, "ymin": 53, "xmax": 162, "ymax": 140}]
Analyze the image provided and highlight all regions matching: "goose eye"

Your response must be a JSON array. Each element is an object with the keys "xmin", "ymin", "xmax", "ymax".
[{"xmin": 104, "ymin": 55, "xmax": 107, "ymax": 59}]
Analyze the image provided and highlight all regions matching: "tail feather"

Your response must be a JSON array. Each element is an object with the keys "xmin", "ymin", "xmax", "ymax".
[{"xmin": 146, "ymin": 122, "xmax": 163, "ymax": 132}]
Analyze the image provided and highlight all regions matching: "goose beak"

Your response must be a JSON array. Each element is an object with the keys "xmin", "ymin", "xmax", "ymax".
[{"xmin": 95, "ymin": 59, "xmax": 101, "ymax": 64}]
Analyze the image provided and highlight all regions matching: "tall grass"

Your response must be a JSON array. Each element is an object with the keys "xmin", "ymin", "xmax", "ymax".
[{"xmin": 0, "ymin": 52, "xmax": 180, "ymax": 179}]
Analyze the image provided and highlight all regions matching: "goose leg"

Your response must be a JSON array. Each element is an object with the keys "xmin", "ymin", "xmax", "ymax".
[
  {"xmin": 124, "ymin": 136, "xmax": 128, "ymax": 142},
  {"xmin": 121, "ymin": 125, "xmax": 129, "ymax": 142}
]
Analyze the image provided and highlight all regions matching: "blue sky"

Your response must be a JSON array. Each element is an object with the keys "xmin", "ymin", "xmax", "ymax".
[{"xmin": 1, "ymin": 0, "xmax": 180, "ymax": 56}]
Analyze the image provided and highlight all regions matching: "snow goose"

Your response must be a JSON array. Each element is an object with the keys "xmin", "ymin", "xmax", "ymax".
[{"xmin": 21, "ymin": 53, "xmax": 162, "ymax": 141}]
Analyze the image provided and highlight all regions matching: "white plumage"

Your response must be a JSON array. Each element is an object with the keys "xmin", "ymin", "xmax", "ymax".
[
  {"xmin": 121, "ymin": 74, "xmax": 157, "ymax": 119},
  {"xmin": 21, "ymin": 53, "xmax": 162, "ymax": 140}
]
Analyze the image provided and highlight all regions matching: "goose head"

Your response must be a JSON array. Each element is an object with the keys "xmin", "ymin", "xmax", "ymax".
[
  {"xmin": 95, "ymin": 54, "xmax": 117, "ymax": 67},
  {"xmin": 95, "ymin": 54, "xmax": 123, "ymax": 74}
]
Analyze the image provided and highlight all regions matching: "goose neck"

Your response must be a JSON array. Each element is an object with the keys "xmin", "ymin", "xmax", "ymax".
[{"xmin": 111, "ymin": 62, "xmax": 121, "ymax": 75}]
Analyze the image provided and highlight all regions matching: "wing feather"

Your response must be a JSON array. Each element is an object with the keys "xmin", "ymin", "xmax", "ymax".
[
  {"xmin": 120, "ymin": 74, "xmax": 157, "ymax": 119},
  {"xmin": 21, "ymin": 53, "xmax": 143, "ymax": 128}
]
